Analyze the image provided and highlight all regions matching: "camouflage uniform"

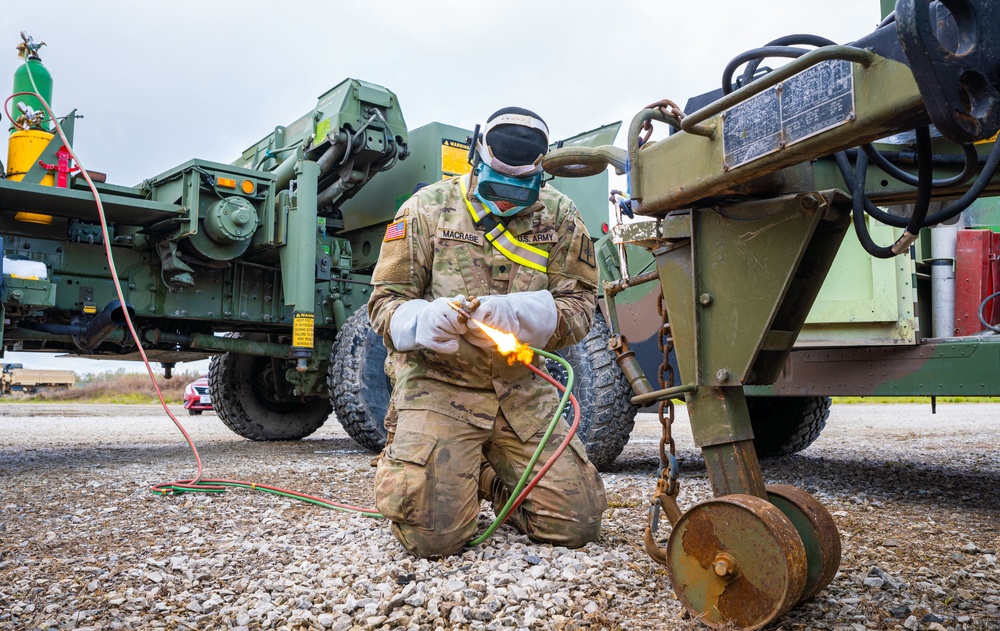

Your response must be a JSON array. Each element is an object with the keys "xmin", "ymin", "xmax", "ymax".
[{"xmin": 368, "ymin": 175, "xmax": 607, "ymax": 558}]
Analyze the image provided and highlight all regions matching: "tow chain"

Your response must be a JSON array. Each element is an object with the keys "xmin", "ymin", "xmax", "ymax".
[
  {"xmin": 642, "ymin": 291, "xmax": 683, "ymax": 564},
  {"xmin": 638, "ymin": 99, "xmax": 685, "ymax": 145}
]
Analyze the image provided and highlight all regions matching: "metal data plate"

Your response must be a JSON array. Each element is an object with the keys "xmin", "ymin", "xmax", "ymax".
[{"xmin": 722, "ymin": 59, "xmax": 855, "ymax": 170}]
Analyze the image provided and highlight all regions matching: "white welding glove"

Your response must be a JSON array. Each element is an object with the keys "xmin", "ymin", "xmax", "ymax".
[
  {"xmin": 390, "ymin": 297, "xmax": 468, "ymax": 354},
  {"xmin": 466, "ymin": 290, "xmax": 558, "ymax": 349}
]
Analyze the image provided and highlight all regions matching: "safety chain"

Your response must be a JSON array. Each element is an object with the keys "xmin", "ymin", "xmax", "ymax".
[
  {"xmin": 656, "ymin": 291, "xmax": 677, "ymax": 466},
  {"xmin": 642, "ymin": 290, "xmax": 680, "ymax": 565}
]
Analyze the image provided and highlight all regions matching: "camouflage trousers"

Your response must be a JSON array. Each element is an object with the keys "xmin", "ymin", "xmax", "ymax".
[{"xmin": 374, "ymin": 407, "xmax": 607, "ymax": 558}]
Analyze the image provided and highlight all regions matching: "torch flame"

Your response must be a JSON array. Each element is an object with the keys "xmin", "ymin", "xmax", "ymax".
[{"xmin": 470, "ymin": 318, "xmax": 534, "ymax": 364}]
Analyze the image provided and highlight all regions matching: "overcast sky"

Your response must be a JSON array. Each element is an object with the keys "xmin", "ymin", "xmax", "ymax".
[{"xmin": 3, "ymin": 0, "xmax": 883, "ymax": 375}]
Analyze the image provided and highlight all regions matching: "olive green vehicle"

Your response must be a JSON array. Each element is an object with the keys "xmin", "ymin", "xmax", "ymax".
[
  {"xmin": 0, "ymin": 33, "xmax": 638, "ymax": 470},
  {"xmin": 541, "ymin": 0, "xmax": 1000, "ymax": 625}
]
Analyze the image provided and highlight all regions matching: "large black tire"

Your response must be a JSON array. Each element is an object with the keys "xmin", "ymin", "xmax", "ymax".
[
  {"xmin": 329, "ymin": 309, "xmax": 392, "ymax": 452},
  {"xmin": 328, "ymin": 309, "xmax": 639, "ymax": 471},
  {"xmin": 210, "ymin": 335, "xmax": 332, "ymax": 441},
  {"xmin": 746, "ymin": 395, "xmax": 831, "ymax": 457},
  {"xmin": 543, "ymin": 311, "xmax": 639, "ymax": 471}
]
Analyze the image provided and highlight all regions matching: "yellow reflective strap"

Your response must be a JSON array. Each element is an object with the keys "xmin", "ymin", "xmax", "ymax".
[
  {"xmin": 490, "ymin": 233, "xmax": 548, "ymax": 272},
  {"xmin": 459, "ymin": 177, "xmax": 548, "ymax": 273},
  {"xmin": 460, "ymin": 176, "xmax": 488, "ymax": 223},
  {"xmin": 508, "ymin": 231, "xmax": 548, "ymax": 258}
]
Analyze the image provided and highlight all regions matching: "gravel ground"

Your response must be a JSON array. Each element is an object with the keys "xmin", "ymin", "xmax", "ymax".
[{"xmin": 1, "ymin": 402, "xmax": 998, "ymax": 631}]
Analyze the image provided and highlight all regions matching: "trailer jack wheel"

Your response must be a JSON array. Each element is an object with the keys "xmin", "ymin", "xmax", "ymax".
[
  {"xmin": 766, "ymin": 484, "xmax": 842, "ymax": 603},
  {"xmin": 665, "ymin": 494, "xmax": 807, "ymax": 630}
]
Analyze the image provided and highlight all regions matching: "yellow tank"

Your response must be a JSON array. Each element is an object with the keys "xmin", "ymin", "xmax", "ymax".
[
  {"xmin": 7, "ymin": 129, "xmax": 55, "ymax": 184},
  {"xmin": 7, "ymin": 129, "xmax": 55, "ymax": 224}
]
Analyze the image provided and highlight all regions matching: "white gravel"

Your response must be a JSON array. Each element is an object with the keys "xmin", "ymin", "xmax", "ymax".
[{"xmin": 1, "ymin": 402, "xmax": 999, "ymax": 630}]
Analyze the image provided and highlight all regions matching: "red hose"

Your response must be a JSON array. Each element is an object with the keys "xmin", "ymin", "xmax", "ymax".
[
  {"xmin": 11, "ymin": 83, "xmax": 209, "ymax": 489},
  {"xmin": 498, "ymin": 361, "xmax": 581, "ymax": 526}
]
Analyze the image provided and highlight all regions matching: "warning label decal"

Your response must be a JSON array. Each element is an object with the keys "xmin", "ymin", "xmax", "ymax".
[{"xmin": 442, "ymin": 139, "xmax": 472, "ymax": 178}]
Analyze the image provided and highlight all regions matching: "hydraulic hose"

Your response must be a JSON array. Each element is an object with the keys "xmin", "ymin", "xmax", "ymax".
[
  {"xmin": 861, "ymin": 141, "xmax": 979, "ymax": 189},
  {"xmin": 850, "ymin": 136, "xmax": 931, "ymax": 259},
  {"xmin": 922, "ymin": 141, "xmax": 1000, "ymax": 226},
  {"xmin": 980, "ymin": 291, "xmax": 1000, "ymax": 334},
  {"xmin": 722, "ymin": 35, "xmax": 838, "ymax": 94},
  {"xmin": 835, "ymin": 135, "xmax": 1000, "ymax": 239}
]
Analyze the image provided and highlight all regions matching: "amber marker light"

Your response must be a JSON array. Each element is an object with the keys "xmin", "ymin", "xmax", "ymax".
[
  {"xmin": 470, "ymin": 318, "xmax": 534, "ymax": 365},
  {"xmin": 240, "ymin": 179, "xmax": 255, "ymax": 194},
  {"xmin": 216, "ymin": 177, "xmax": 237, "ymax": 189}
]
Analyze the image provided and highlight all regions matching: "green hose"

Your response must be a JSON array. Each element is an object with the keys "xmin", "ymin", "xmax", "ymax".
[
  {"xmin": 467, "ymin": 347, "xmax": 573, "ymax": 546},
  {"xmin": 154, "ymin": 346, "xmax": 573, "ymax": 545}
]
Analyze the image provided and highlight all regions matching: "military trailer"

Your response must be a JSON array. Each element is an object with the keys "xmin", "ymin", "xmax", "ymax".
[
  {"xmin": 539, "ymin": 0, "xmax": 1000, "ymax": 625},
  {"xmin": 603, "ymin": 194, "xmax": 1000, "ymax": 459}
]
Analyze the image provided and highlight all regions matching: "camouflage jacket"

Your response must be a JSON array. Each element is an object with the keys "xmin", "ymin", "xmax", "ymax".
[{"xmin": 368, "ymin": 175, "xmax": 598, "ymax": 440}]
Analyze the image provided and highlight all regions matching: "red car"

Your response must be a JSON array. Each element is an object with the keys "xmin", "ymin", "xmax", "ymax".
[{"xmin": 183, "ymin": 377, "xmax": 213, "ymax": 415}]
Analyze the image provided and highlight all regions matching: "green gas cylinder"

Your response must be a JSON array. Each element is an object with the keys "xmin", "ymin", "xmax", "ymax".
[{"xmin": 10, "ymin": 55, "xmax": 52, "ymax": 133}]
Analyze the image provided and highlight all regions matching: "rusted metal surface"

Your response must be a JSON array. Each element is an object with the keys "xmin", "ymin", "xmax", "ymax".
[
  {"xmin": 642, "ymin": 292, "xmax": 683, "ymax": 566},
  {"xmin": 643, "ymin": 471, "xmax": 682, "ymax": 566},
  {"xmin": 611, "ymin": 340, "xmax": 655, "ymax": 398},
  {"xmin": 638, "ymin": 99, "xmax": 685, "ymax": 145},
  {"xmin": 666, "ymin": 494, "xmax": 807, "ymax": 629},
  {"xmin": 603, "ymin": 269, "xmax": 660, "ymax": 297},
  {"xmin": 630, "ymin": 383, "xmax": 697, "ymax": 406},
  {"xmin": 766, "ymin": 484, "xmax": 842, "ymax": 603},
  {"xmin": 701, "ymin": 438, "xmax": 768, "ymax": 499}
]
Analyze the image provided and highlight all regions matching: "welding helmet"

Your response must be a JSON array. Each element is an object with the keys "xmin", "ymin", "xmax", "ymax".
[{"xmin": 471, "ymin": 107, "xmax": 549, "ymax": 217}]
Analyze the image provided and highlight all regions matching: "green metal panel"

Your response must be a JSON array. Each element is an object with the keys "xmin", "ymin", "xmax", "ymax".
[
  {"xmin": 356, "ymin": 81, "xmax": 392, "ymax": 109},
  {"xmin": 548, "ymin": 122, "xmax": 620, "ymax": 237},
  {"xmin": 0, "ymin": 178, "xmax": 182, "ymax": 226},
  {"xmin": 1, "ymin": 276, "xmax": 56, "ymax": 308},
  {"xmin": 746, "ymin": 337, "xmax": 1000, "ymax": 397},
  {"xmin": 797, "ymin": 219, "xmax": 918, "ymax": 346},
  {"xmin": 278, "ymin": 160, "xmax": 319, "ymax": 312},
  {"xmin": 964, "ymin": 197, "xmax": 1000, "ymax": 231}
]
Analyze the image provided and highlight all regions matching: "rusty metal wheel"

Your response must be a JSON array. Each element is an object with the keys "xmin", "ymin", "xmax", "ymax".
[
  {"xmin": 766, "ymin": 484, "xmax": 842, "ymax": 603},
  {"xmin": 666, "ymin": 494, "xmax": 807, "ymax": 630}
]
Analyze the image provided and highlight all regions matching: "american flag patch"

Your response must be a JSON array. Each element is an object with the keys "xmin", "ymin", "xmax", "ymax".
[{"xmin": 384, "ymin": 220, "xmax": 406, "ymax": 242}]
